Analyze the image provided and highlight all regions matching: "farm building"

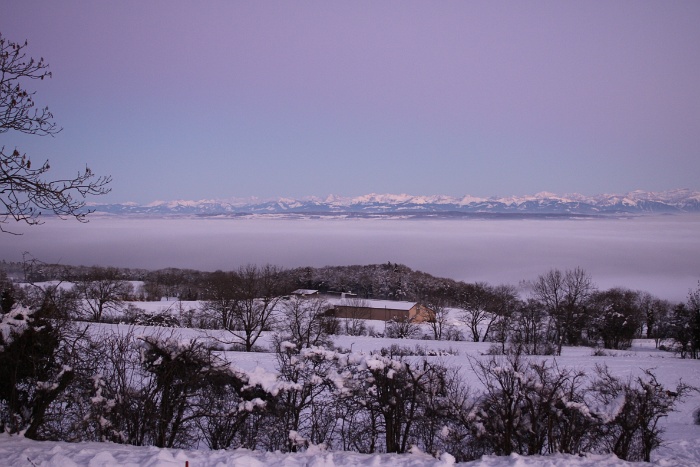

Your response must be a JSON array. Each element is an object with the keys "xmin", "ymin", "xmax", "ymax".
[
  {"xmin": 289, "ymin": 290, "xmax": 433, "ymax": 322},
  {"xmin": 326, "ymin": 297, "xmax": 433, "ymax": 323}
]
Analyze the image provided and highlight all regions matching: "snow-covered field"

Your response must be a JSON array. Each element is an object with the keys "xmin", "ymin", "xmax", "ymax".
[
  {"xmin": 1, "ymin": 433, "xmax": 664, "ymax": 467},
  {"xmin": 0, "ymin": 434, "xmax": 672, "ymax": 467},
  {"xmin": 2, "ymin": 310, "xmax": 700, "ymax": 467}
]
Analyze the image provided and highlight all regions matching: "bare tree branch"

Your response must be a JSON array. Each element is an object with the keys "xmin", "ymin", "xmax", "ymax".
[{"xmin": 0, "ymin": 33, "xmax": 111, "ymax": 233}]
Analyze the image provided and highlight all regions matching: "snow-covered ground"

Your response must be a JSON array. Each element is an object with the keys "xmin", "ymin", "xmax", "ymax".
[
  {"xmin": 3, "ymin": 332, "xmax": 700, "ymax": 466},
  {"xmin": 0, "ymin": 434, "xmax": 660, "ymax": 467},
  {"xmin": 3, "ymin": 303, "xmax": 700, "ymax": 466}
]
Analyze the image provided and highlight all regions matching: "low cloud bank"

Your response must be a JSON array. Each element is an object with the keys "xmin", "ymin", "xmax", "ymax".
[{"xmin": 2, "ymin": 216, "xmax": 698, "ymax": 301}]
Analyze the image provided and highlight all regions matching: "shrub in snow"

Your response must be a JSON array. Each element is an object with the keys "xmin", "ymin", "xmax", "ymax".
[
  {"xmin": 378, "ymin": 344, "xmax": 458, "ymax": 357},
  {"xmin": 266, "ymin": 343, "xmax": 459, "ymax": 455},
  {"xmin": 441, "ymin": 325, "xmax": 465, "ymax": 342},
  {"xmin": 267, "ymin": 343, "xmax": 343, "ymax": 452},
  {"xmin": 0, "ymin": 271, "xmax": 16, "ymax": 313},
  {"xmin": 454, "ymin": 347, "xmax": 690, "ymax": 462},
  {"xmin": 342, "ymin": 315, "xmax": 367, "ymax": 336},
  {"xmin": 337, "ymin": 352, "xmax": 451, "ymax": 454},
  {"xmin": 40, "ymin": 327, "xmax": 276, "ymax": 449},
  {"xmin": 464, "ymin": 350, "xmax": 691, "ymax": 462},
  {"xmin": 131, "ymin": 312, "xmax": 181, "ymax": 328},
  {"xmin": 589, "ymin": 364, "xmax": 691, "ymax": 462},
  {"xmin": 385, "ymin": 317, "xmax": 421, "ymax": 339},
  {"xmin": 195, "ymin": 372, "xmax": 269, "ymax": 450},
  {"xmin": 0, "ymin": 302, "xmax": 75, "ymax": 439},
  {"xmin": 693, "ymin": 406, "xmax": 700, "ymax": 426},
  {"xmin": 591, "ymin": 347, "xmax": 615, "ymax": 357},
  {"xmin": 127, "ymin": 332, "xmax": 271, "ymax": 448}
]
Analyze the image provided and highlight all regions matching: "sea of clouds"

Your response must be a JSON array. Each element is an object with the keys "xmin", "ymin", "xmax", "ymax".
[{"xmin": 2, "ymin": 214, "xmax": 699, "ymax": 301}]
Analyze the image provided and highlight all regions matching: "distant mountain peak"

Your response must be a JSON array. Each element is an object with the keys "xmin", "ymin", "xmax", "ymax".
[{"xmin": 90, "ymin": 189, "xmax": 700, "ymax": 218}]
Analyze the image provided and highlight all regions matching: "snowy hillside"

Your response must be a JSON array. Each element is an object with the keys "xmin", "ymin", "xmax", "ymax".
[{"xmin": 88, "ymin": 189, "xmax": 700, "ymax": 218}]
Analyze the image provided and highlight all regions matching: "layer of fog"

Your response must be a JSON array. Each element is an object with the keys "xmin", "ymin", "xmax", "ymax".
[{"xmin": 2, "ymin": 215, "xmax": 699, "ymax": 302}]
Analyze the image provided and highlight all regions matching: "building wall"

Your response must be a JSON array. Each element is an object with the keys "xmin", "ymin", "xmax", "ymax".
[
  {"xmin": 331, "ymin": 306, "xmax": 410, "ymax": 322},
  {"xmin": 409, "ymin": 304, "xmax": 433, "ymax": 323},
  {"xmin": 330, "ymin": 303, "xmax": 434, "ymax": 322}
]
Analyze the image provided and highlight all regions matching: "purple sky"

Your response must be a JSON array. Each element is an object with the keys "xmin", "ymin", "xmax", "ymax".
[{"xmin": 2, "ymin": 1, "xmax": 699, "ymax": 203}]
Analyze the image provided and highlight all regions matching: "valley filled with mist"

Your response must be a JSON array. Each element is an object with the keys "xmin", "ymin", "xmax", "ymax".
[{"xmin": 2, "ymin": 214, "xmax": 698, "ymax": 301}]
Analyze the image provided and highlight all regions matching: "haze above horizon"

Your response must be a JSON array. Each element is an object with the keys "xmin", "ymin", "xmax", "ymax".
[{"xmin": 1, "ymin": 1, "xmax": 699, "ymax": 204}]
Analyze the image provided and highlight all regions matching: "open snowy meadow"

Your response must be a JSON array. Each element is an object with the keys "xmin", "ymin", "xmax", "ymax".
[{"xmin": 2, "ymin": 305, "xmax": 699, "ymax": 467}]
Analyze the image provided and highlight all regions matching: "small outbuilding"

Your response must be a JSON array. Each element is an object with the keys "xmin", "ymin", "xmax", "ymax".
[{"xmin": 290, "ymin": 289, "xmax": 320, "ymax": 297}]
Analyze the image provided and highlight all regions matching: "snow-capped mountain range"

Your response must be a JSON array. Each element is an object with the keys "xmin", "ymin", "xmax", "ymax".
[{"xmin": 89, "ymin": 189, "xmax": 700, "ymax": 218}]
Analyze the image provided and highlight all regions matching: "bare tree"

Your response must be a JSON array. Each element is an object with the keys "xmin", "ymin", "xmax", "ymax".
[
  {"xmin": 458, "ymin": 282, "xmax": 496, "ymax": 342},
  {"xmin": 74, "ymin": 267, "xmax": 132, "ymax": 322},
  {"xmin": 222, "ymin": 264, "xmax": 287, "ymax": 352},
  {"xmin": 635, "ymin": 291, "xmax": 672, "ymax": 343},
  {"xmin": 588, "ymin": 288, "xmax": 643, "ymax": 350},
  {"xmin": 668, "ymin": 284, "xmax": 700, "ymax": 359},
  {"xmin": 488, "ymin": 284, "xmax": 520, "ymax": 353},
  {"xmin": 202, "ymin": 270, "xmax": 239, "ymax": 330},
  {"xmin": 278, "ymin": 295, "xmax": 332, "ymax": 350},
  {"xmin": 424, "ymin": 296, "xmax": 450, "ymax": 340},
  {"xmin": 511, "ymin": 298, "xmax": 552, "ymax": 355},
  {"xmin": 531, "ymin": 268, "xmax": 594, "ymax": 355},
  {"xmin": 1, "ymin": 33, "xmax": 110, "ymax": 233},
  {"xmin": 385, "ymin": 316, "xmax": 421, "ymax": 339}
]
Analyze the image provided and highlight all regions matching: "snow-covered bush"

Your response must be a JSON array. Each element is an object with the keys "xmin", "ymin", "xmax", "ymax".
[
  {"xmin": 131, "ymin": 312, "xmax": 181, "ymax": 328},
  {"xmin": 473, "ymin": 353, "xmax": 595, "ymax": 456},
  {"xmin": 378, "ymin": 344, "xmax": 458, "ymax": 357},
  {"xmin": 266, "ymin": 343, "xmax": 341, "ymax": 451},
  {"xmin": 0, "ymin": 271, "xmax": 15, "ymax": 313},
  {"xmin": 463, "ymin": 351, "xmax": 690, "ymax": 462},
  {"xmin": 0, "ymin": 302, "xmax": 75, "ymax": 439},
  {"xmin": 385, "ymin": 317, "xmax": 421, "ymax": 339},
  {"xmin": 589, "ymin": 365, "xmax": 691, "ymax": 462},
  {"xmin": 39, "ymin": 327, "xmax": 275, "ymax": 449}
]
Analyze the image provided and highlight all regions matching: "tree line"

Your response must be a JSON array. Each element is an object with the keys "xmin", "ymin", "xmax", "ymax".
[{"xmin": 3, "ymin": 259, "xmax": 698, "ymax": 357}]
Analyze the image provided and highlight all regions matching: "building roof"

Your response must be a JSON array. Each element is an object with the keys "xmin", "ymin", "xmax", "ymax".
[
  {"xmin": 330, "ymin": 298, "xmax": 418, "ymax": 311},
  {"xmin": 291, "ymin": 289, "xmax": 319, "ymax": 295}
]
